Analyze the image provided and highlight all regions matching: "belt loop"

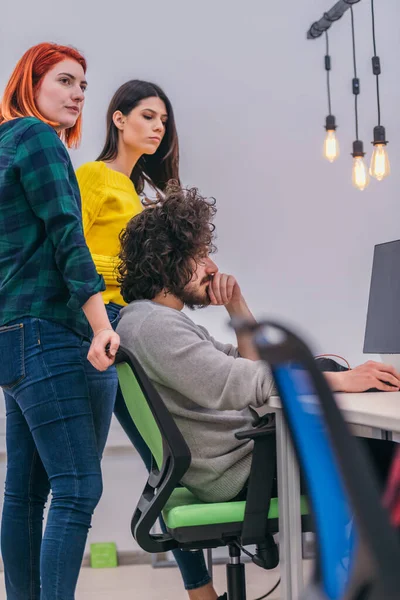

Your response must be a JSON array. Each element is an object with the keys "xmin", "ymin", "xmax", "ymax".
[{"xmin": 36, "ymin": 319, "xmax": 41, "ymax": 346}]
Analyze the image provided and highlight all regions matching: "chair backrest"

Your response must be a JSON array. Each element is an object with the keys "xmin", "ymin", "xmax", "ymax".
[
  {"xmin": 115, "ymin": 346, "xmax": 191, "ymax": 553},
  {"xmin": 116, "ymin": 361, "xmax": 163, "ymax": 470},
  {"xmin": 240, "ymin": 320, "xmax": 400, "ymax": 600}
]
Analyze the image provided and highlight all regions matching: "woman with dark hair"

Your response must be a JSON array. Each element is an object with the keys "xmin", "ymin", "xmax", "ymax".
[
  {"xmin": 77, "ymin": 81, "xmax": 224, "ymax": 600},
  {"xmin": 96, "ymin": 79, "xmax": 179, "ymax": 194},
  {"xmin": 0, "ymin": 43, "xmax": 119, "ymax": 599}
]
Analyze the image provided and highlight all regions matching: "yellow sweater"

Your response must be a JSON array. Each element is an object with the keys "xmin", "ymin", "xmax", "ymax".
[{"xmin": 76, "ymin": 161, "xmax": 143, "ymax": 306}]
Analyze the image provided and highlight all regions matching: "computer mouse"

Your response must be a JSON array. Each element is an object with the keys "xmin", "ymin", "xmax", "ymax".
[{"xmin": 365, "ymin": 382, "xmax": 398, "ymax": 393}]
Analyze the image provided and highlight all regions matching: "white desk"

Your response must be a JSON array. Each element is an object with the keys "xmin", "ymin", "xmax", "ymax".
[{"xmin": 266, "ymin": 392, "xmax": 400, "ymax": 600}]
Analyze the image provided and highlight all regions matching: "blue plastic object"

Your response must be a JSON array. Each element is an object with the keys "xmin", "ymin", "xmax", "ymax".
[{"xmin": 275, "ymin": 364, "xmax": 356, "ymax": 600}]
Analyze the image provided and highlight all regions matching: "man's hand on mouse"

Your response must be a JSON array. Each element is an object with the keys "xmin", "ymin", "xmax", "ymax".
[{"xmin": 325, "ymin": 361, "xmax": 400, "ymax": 393}]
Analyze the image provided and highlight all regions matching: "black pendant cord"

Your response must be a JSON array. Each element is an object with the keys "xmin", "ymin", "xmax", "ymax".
[
  {"xmin": 370, "ymin": 0, "xmax": 381, "ymax": 126},
  {"xmin": 325, "ymin": 31, "xmax": 332, "ymax": 115},
  {"xmin": 349, "ymin": 6, "xmax": 360, "ymax": 141}
]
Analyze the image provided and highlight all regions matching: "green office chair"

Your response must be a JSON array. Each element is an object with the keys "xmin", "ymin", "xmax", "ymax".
[{"xmin": 115, "ymin": 346, "xmax": 311, "ymax": 600}]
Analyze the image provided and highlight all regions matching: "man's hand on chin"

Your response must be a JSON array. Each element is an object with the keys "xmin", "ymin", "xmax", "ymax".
[
  {"xmin": 208, "ymin": 271, "xmax": 259, "ymax": 360},
  {"xmin": 324, "ymin": 361, "xmax": 400, "ymax": 393},
  {"xmin": 208, "ymin": 272, "xmax": 243, "ymax": 311}
]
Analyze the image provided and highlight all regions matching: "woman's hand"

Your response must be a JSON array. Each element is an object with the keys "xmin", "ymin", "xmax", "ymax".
[{"xmin": 87, "ymin": 329, "xmax": 120, "ymax": 371}]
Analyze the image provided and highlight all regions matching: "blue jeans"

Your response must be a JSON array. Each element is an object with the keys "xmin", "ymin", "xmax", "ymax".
[
  {"xmin": 84, "ymin": 302, "xmax": 211, "ymax": 591},
  {"xmin": 0, "ymin": 317, "xmax": 117, "ymax": 600}
]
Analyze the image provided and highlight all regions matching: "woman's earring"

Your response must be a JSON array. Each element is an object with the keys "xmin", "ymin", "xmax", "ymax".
[{"xmin": 163, "ymin": 289, "xmax": 168, "ymax": 298}]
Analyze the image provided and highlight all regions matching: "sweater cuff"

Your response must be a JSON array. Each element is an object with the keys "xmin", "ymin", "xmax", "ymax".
[{"xmin": 91, "ymin": 253, "xmax": 119, "ymax": 285}]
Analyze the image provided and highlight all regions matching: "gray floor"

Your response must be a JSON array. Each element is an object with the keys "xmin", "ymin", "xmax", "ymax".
[{"xmin": 0, "ymin": 562, "xmax": 315, "ymax": 599}]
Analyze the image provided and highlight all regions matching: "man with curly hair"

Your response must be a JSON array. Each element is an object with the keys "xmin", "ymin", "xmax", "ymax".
[{"xmin": 116, "ymin": 183, "xmax": 399, "ymax": 503}]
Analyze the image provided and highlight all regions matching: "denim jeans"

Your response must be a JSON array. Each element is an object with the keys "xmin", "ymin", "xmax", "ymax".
[
  {"xmin": 83, "ymin": 302, "xmax": 211, "ymax": 591},
  {"xmin": 0, "ymin": 317, "xmax": 117, "ymax": 600}
]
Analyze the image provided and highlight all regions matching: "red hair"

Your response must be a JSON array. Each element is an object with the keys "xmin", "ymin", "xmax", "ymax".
[{"xmin": 0, "ymin": 42, "xmax": 87, "ymax": 148}]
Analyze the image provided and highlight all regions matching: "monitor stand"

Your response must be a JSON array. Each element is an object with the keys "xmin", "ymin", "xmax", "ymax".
[{"xmin": 380, "ymin": 354, "xmax": 400, "ymax": 372}]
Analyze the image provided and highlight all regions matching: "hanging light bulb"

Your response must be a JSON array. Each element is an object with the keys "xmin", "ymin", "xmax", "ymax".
[
  {"xmin": 352, "ymin": 157, "xmax": 370, "ymax": 191},
  {"xmin": 369, "ymin": 0, "xmax": 391, "ymax": 181},
  {"xmin": 370, "ymin": 144, "xmax": 390, "ymax": 180},
  {"xmin": 370, "ymin": 127, "xmax": 390, "ymax": 181},
  {"xmin": 323, "ymin": 115, "xmax": 339, "ymax": 162},
  {"xmin": 352, "ymin": 141, "xmax": 370, "ymax": 191},
  {"xmin": 322, "ymin": 33, "xmax": 340, "ymax": 164}
]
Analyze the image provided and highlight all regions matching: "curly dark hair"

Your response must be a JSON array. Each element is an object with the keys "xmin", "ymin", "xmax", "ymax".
[{"xmin": 117, "ymin": 182, "xmax": 217, "ymax": 303}]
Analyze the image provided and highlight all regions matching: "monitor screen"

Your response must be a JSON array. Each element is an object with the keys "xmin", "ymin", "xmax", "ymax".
[{"xmin": 364, "ymin": 239, "xmax": 400, "ymax": 353}]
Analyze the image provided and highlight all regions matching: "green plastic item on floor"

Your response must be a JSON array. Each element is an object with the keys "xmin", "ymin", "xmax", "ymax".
[{"xmin": 90, "ymin": 542, "xmax": 118, "ymax": 568}]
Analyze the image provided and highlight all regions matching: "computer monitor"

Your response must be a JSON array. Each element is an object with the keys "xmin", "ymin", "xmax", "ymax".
[{"xmin": 364, "ymin": 239, "xmax": 400, "ymax": 369}]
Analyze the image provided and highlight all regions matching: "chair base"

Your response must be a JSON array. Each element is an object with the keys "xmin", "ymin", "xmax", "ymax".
[{"xmin": 227, "ymin": 544, "xmax": 246, "ymax": 600}]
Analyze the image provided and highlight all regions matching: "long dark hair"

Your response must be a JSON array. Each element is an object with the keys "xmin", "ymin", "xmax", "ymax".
[{"xmin": 97, "ymin": 80, "xmax": 180, "ymax": 194}]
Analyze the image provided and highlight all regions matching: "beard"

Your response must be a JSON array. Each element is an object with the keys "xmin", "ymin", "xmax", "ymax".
[{"xmin": 177, "ymin": 277, "xmax": 212, "ymax": 310}]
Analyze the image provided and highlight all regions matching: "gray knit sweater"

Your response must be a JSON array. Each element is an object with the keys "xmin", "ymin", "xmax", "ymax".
[{"xmin": 117, "ymin": 300, "xmax": 275, "ymax": 502}]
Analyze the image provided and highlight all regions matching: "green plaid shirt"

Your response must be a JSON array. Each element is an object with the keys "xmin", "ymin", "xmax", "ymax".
[{"xmin": 0, "ymin": 117, "xmax": 105, "ymax": 338}]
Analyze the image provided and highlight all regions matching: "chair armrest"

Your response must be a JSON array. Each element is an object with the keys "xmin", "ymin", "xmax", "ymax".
[
  {"xmin": 238, "ymin": 413, "xmax": 277, "ymax": 552},
  {"xmin": 235, "ymin": 424, "xmax": 275, "ymax": 441},
  {"xmin": 235, "ymin": 412, "xmax": 275, "ymax": 440}
]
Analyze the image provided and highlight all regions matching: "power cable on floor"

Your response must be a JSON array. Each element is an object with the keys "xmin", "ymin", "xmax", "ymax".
[{"xmin": 253, "ymin": 577, "xmax": 281, "ymax": 600}]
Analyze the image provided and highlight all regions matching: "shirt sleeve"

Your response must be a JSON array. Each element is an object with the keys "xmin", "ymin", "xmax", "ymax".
[
  {"xmin": 14, "ymin": 121, "xmax": 105, "ymax": 310},
  {"xmin": 197, "ymin": 324, "xmax": 239, "ymax": 357},
  {"xmin": 122, "ymin": 310, "xmax": 274, "ymax": 411}
]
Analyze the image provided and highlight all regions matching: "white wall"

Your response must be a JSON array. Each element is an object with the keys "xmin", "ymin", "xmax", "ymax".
[
  {"xmin": 1, "ymin": 0, "xmax": 400, "ymax": 554},
  {"xmin": 2, "ymin": 0, "xmax": 399, "ymax": 362}
]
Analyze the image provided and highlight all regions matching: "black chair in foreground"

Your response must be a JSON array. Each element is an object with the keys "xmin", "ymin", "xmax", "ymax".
[{"xmin": 241, "ymin": 319, "xmax": 400, "ymax": 600}]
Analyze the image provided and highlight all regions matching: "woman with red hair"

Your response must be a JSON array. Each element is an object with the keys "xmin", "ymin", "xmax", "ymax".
[{"xmin": 0, "ymin": 42, "xmax": 119, "ymax": 599}]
